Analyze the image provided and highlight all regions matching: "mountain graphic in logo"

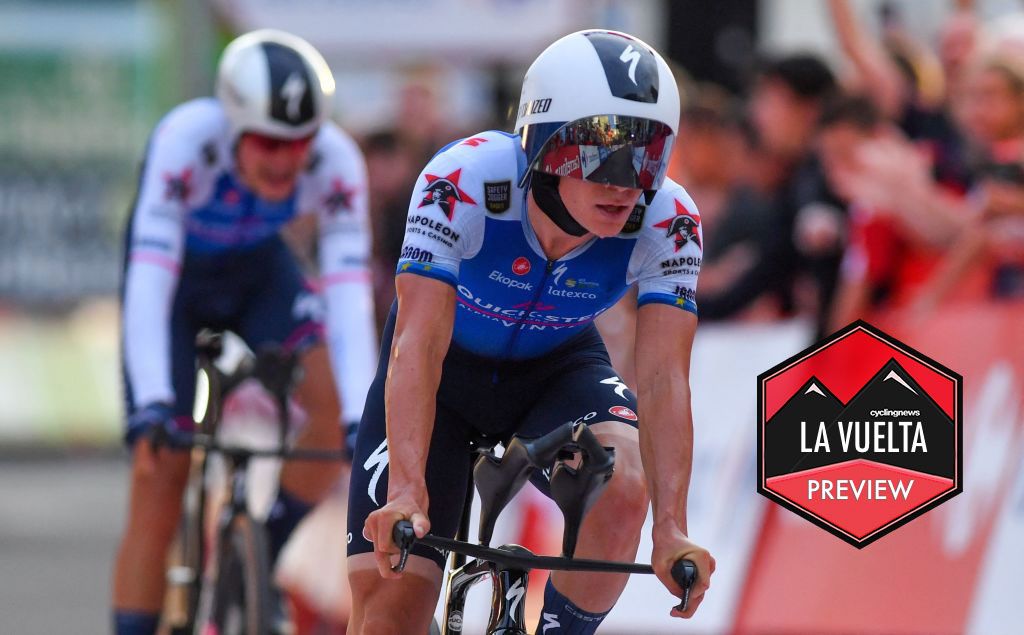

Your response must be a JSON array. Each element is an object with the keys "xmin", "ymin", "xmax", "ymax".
[{"xmin": 764, "ymin": 377, "xmax": 844, "ymax": 478}]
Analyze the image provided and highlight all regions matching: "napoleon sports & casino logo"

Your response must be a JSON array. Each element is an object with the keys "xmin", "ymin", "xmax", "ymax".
[{"xmin": 757, "ymin": 321, "xmax": 962, "ymax": 548}]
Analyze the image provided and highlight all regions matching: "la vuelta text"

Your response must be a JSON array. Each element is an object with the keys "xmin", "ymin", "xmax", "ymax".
[{"xmin": 801, "ymin": 420, "xmax": 928, "ymax": 501}]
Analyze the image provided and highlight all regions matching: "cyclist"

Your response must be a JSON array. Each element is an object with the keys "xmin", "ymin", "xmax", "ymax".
[
  {"xmin": 347, "ymin": 29, "xmax": 714, "ymax": 634},
  {"xmin": 113, "ymin": 29, "xmax": 376, "ymax": 635}
]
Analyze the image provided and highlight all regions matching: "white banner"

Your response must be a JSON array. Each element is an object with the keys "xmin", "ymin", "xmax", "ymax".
[{"xmin": 212, "ymin": 0, "xmax": 588, "ymax": 62}]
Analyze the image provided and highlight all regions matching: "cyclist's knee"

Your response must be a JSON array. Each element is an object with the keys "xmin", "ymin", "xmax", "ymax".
[
  {"xmin": 349, "ymin": 560, "xmax": 441, "ymax": 632},
  {"xmin": 129, "ymin": 442, "xmax": 190, "ymax": 490},
  {"xmin": 126, "ymin": 446, "xmax": 189, "ymax": 527},
  {"xmin": 603, "ymin": 458, "xmax": 649, "ymax": 520},
  {"xmin": 588, "ymin": 424, "xmax": 648, "ymax": 521}
]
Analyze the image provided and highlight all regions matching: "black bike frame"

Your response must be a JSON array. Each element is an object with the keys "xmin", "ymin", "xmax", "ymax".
[
  {"xmin": 392, "ymin": 422, "xmax": 697, "ymax": 635},
  {"xmin": 442, "ymin": 556, "xmax": 530, "ymax": 635}
]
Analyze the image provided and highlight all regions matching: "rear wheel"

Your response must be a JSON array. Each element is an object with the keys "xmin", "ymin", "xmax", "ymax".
[{"xmin": 196, "ymin": 512, "xmax": 273, "ymax": 635}]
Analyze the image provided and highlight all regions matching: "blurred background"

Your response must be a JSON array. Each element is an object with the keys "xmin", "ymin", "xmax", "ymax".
[{"xmin": 2, "ymin": 0, "xmax": 1023, "ymax": 633}]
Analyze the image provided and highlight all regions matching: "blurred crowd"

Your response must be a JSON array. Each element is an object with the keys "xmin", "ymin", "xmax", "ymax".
[{"xmin": 347, "ymin": 0, "xmax": 1024, "ymax": 352}]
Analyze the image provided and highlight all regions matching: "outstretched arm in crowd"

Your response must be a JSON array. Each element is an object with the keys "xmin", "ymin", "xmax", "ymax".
[
  {"xmin": 844, "ymin": 134, "xmax": 968, "ymax": 247},
  {"xmin": 911, "ymin": 179, "xmax": 1024, "ymax": 314},
  {"xmin": 828, "ymin": 0, "xmax": 906, "ymax": 119}
]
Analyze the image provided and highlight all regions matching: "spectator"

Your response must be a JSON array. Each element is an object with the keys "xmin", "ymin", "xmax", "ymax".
[
  {"xmin": 819, "ymin": 96, "xmax": 954, "ymax": 329},
  {"xmin": 362, "ymin": 130, "xmax": 420, "ymax": 334},
  {"xmin": 828, "ymin": 0, "xmax": 971, "ymax": 196},
  {"xmin": 698, "ymin": 53, "xmax": 842, "ymax": 335},
  {"xmin": 913, "ymin": 50, "xmax": 1024, "ymax": 310}
]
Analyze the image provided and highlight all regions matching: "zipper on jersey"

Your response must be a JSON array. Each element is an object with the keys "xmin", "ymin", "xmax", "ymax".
[{"xmin": 492, "ymin": 259, "xmax": 555, "ymax": 386}]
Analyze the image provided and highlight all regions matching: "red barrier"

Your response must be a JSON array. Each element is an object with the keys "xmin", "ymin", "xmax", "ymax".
[{"xmin": 733, "ymin": 302, "xmax": 1024, "ymax": 635}]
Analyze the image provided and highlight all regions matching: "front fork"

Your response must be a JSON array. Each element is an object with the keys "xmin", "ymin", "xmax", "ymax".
[{"xmin": 442, "ymin": 559, "xmax": 530, "ymax": 635}]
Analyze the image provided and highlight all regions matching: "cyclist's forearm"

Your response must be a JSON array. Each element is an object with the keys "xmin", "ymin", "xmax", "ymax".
[
  {"xmin": 383, "ymin": 332, "xmax": 445, "ymax": 502},
  {"xmin": 638, "ymin": 375, "xmax": 694, "ymax": 536},
  {"xmin": 634, "ymin": 305, "xmax": 697, "ymax": 535},
  {"xmin": 323, "ymin": 275, "xmax": 377, "ymax": 422}
]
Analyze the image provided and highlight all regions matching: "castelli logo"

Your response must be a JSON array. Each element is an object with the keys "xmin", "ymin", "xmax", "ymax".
[
  {"xmin": 512, "ymin": 257, "xmax": 531, "ymax": 276},
  {"xmin": 609, "ymin": 406, "xmax": 638, "ymax": 421}
]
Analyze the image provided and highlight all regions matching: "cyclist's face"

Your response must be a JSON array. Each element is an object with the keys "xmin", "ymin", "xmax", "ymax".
[
  {"xmin": 557, "ymin": 177, "xmax": 642, "ymax": 238},
  {"xmin": 235, "ymin": 132, "xmax": 315, "ymax": 201}
]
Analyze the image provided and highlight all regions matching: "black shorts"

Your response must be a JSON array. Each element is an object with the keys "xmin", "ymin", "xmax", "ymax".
[{"xmin": 346, "ymin": 305, "xmax": 639, "ymax": 568}]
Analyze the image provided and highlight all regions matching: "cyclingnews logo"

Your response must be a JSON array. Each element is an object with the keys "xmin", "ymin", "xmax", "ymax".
[{"xmin": 757, "ymin": 320, "xmax": 962, "ymax": 548}]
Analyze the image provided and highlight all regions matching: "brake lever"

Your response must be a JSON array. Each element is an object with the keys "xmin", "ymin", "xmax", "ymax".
[
  {"xmin": 671, "ymin": 559, "xmax": 698, "ymax": 613},
  {"xmin": 391, "ymin": 520, "xmax": 416, "ymax": 573}
]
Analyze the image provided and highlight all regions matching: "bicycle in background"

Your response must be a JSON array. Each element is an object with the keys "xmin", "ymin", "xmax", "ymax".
[{"xmin": 161, "ymin": 330, "xmax": 347, "ymax": 635}]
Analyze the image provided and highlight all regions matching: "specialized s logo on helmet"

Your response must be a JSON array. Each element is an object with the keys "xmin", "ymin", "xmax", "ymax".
[
  {"xmin": 280, "ymin": 73, "xmax": 308, "ymax": 122},
  {"xmin": 583, "ymin": 31, "xmax": 659, "ymax": 103},
  {"xmin": 264, "ymin": 41, "xmax": 316, "ymax": 126},
  {"xmin": 418, "ymin": 168, "xmax": 477, "ymax": 221},
  {"xmin": 654, "ymin": 199, "xmax": 702, "ymax": 252}
]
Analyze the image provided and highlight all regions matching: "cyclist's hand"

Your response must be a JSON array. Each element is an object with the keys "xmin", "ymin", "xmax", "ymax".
[
  {"xmin": 125, "ymin": 403, "xmax": 177, "ymax": 475},
  {"xmin": 651, "ymin": 525, "xmax": 715, "ymax": 619},
  {"xmin": 363, "ymin": 492, "xmax": 430, "ymax": 579}
]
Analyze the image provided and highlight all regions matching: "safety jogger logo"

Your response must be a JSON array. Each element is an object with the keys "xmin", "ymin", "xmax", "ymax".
[{"xmin": 757, "ymin": 320, "xmax": 962, "ymax": 548}]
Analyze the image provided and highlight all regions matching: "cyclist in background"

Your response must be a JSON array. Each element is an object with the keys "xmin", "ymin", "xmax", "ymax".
[
  {"xmin": 347, "ymin": 29, "xmax": 714, "ymax": 634},
  {"xmin": 113, "ymin": 30, "xmax": 376, "ymax": 635}
]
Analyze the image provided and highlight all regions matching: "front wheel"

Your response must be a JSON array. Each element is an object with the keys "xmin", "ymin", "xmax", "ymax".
[{"xmin": 196, "ymin": 512, "xmax": 273, "ymax": 635}]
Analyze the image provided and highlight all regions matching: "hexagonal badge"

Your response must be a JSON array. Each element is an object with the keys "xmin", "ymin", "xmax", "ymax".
[{"xmin": 757, "ymin": 321, "xmax": 962, "ymax": 548}]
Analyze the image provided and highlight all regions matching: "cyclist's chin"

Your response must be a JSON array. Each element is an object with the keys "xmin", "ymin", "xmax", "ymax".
[
  {"xmin": 250, "ymin": 177, "xmax": 298, "ymax": 202},
  {"xmin": 572, "ymin": 209, "xmax": 629, "ymax": 238}
]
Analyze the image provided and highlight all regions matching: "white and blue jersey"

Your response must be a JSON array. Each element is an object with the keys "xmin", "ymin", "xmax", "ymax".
[
  {"xmin": 395, "ymin": 130, "xmax": 703, "ymax": 360},
  {"xmin": 121, "ymin": 97, "xmax": 376, "ymax": 423}
]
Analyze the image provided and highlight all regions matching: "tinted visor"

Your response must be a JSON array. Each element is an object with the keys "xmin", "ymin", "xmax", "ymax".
[{"xmin": 529, "ymin": 115, "xmax": 674, "ymax": 190}]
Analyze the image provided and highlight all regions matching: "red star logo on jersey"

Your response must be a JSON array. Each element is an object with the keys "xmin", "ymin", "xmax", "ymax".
[
  {"xmin": 461, "ymin": 137, "xmax": 488, "ymax": 147},
  {"xmin": 653, "ymin": 199, "xmax": 702, "ymax": 252},
  {"xmin": 324, "ymin": 178, "xmax": 357, "ymax": 215},
  {"xmin": 418, "ymin": 168, "xmax": 477, "ymax": 220},
  {"xmin": 163, "ymin": 167, "xmax": 193, "ymax": 202}
]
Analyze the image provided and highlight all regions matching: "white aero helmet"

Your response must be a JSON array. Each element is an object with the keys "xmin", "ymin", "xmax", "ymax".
[
  {"xmin": 216, "ymin": 29, "xmax": 336, "ymax": 140},
  {"xmin": 517, "ymin": 30, "xmax": 679, "ymax": 195}
]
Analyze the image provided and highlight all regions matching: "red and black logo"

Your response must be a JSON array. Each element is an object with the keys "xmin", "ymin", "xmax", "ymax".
[
  {"xmin": 324, "ymin": 177, "xmax": 356, "ymax": 215},
  {"xmin": 163, "ymin": 167, "xmax": 193, "ymax": 202},
  {"xmin": 512, "ymin": 257, "xmax": 531, "ymax": 276},
  {"xmin": 757, "ymin": 321, "xmax": 962, "ymax": 548},
  {"xmin": 418, "ymin": 168, "xmax": 476, "ymax": 220},
  {"xmin": 653, "ymin": 199, "xmax": 701, "ymax": 252}
]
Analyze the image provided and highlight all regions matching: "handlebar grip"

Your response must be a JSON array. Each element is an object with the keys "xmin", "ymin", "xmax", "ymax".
[
  {"xmin": 670, "ymin": 559, "xmax": 698, "ymax": 613},
  {"xmin": 391, "ymin": 520, "xmax": 416, "ymax": 573}
]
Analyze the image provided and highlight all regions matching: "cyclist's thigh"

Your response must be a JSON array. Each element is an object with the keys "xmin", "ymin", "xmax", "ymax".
[
  {"xmin": 347, "ymin": 373, "xmax": 475, "ymax": 570},
  {"xmin": 237, "ymin": 237, "xmax": 324, "ymax": 354},
  {"xmin": 517, "ymin": 362, "xmax": 639, "ymax": 437}
]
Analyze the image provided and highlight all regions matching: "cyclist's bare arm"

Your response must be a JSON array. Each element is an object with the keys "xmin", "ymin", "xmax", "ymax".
[
  {"xmin": 363, "ymin": 273, "xmax": 456, "ymax": 578},
  {"xmin": 634, "ymin": 303, "xmax": 714, "ymax": 617}
]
